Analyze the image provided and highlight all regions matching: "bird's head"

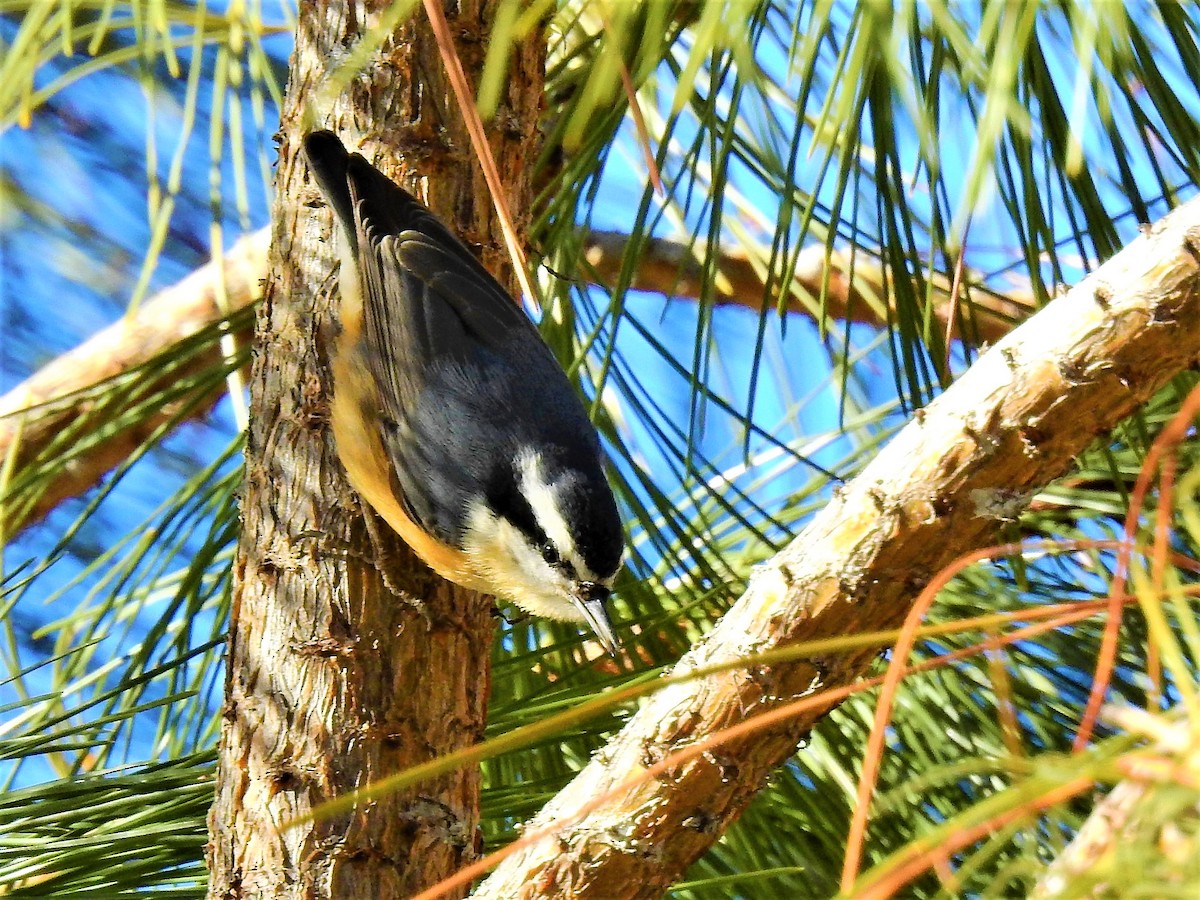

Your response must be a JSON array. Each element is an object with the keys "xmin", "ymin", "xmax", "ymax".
[{"xmin": 462, "ymin": 449, "xmax": 624, "ymax": 654}]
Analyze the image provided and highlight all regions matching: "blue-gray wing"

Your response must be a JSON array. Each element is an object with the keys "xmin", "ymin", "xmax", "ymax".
[
  {"xmin": 305, "ymin": 131, "xmax": 612, "ymax": 558},
  {"xmin": 346, "ymin": 167, "xmax": 597, "ymax": 546}
]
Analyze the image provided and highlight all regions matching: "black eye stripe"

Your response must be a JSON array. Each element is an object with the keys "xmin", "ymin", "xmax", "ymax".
[
  {"xmin": 539, "ymin": 543, "xmax": 577, "ymax": 578},
  {"xmin": 486, "ymin": 472, "xmax": 552, "ymax": 546},
  {"xmin": 487, "ymin": 465, "xmax": 587, "ymax": 581}
]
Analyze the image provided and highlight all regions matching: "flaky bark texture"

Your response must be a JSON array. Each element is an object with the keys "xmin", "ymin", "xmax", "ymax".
[
  {"xmin": 205, "ymin": 2, "xmax": 544, "ymax": 897},
  {"xmin": 472, "ymin": 201, "xmax": 1200, "ymax": 898}
]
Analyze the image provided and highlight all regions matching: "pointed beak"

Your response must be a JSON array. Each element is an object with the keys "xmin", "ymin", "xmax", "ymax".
[{"xmin": 571, "ymin": 582, "xmax": 619, "ymax": 657}]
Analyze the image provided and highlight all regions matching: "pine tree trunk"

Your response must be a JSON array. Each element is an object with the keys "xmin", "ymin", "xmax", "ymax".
[{"xmin": 205, "ymin": 2, "xmax": 545, "ymax": 896}]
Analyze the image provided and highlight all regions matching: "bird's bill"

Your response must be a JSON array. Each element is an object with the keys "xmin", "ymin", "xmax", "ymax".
[{"xmin": 571, "ymin": 584, "xmax": 619, "ymax": 657}]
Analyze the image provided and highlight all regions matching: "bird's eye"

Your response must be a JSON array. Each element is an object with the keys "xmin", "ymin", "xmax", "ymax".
[{"xmin": 540, "ymin": 543, "xmax": 562, "ymax": 567}]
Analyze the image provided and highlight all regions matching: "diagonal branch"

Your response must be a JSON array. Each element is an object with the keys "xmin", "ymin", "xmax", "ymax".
[
  {"xmin": 0, "ymin": 231, "xmax": 267, "ymax": 535},
  {"xmin": 468, "ymin": 200, "xmax": 1200, "ymax": 897}
]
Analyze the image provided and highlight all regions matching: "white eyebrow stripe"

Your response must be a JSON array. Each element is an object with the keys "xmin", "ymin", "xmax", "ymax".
[{"xmin": 516, "ymin": 450, "xmax": 599, "ymax": 583}]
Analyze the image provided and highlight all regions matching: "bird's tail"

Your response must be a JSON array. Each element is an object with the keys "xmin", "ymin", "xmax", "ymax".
[
  {"xmin": 303, "ymin": 131, "xmax": 357, "ymax": 246},
  {"xmin": 303, "ymin": 130, "xmax": 485, "ymax": 277}
]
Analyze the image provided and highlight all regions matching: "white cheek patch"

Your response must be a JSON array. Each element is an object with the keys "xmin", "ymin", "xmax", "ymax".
[
  {"xmin": 516, "ymin": 451, "xmax": 599, "ymax": 583},
  {"xmin": 461, "ymin": 501, "xmax": 583, "ymax": 624}
]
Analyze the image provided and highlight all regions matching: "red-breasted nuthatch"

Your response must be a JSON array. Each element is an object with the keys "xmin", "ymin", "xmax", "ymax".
[{"xmin": 303, "ymin": 131, "xmax": 624, "ymax": 653}]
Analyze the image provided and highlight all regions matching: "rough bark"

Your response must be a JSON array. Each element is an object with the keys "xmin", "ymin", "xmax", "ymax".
[
  {"xmin": 470, "ymin": 198, "xmax": 1200, "ymax": 898},
  {"xmin": 204, "ymin": 1, "xmax": 544, "ymax": 897}
]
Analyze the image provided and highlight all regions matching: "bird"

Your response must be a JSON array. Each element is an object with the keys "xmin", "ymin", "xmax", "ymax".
[{"xmin": 303, "ymin": 130, "xmax": 624, "ymax": 654}]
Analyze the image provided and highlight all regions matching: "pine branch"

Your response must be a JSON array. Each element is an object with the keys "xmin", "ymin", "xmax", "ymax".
[
  {"xmin": 468, "ymin": 199, "xmax": 1200, "ymax": 897},
  {"xmin": 581, "ymin": 231, "xmax": 1035, "ymax": 342},
  {"xmin": 0, "ymin": 231, "xmax": 266, "ymax": 534},
  {"xmin": 1031, "ymin": 710, "xmax": 1197, "ymax": 898},
  {"xmin": 1, "ymin": 227, "xmax": 1033, "ymax": 535}
]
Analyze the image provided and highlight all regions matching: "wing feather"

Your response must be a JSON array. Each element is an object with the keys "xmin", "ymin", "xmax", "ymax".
[
  {"xmin": 347, "ymin": 183, "xmax": 560, "ymax": 544},
  {"xmin": 306, "ymin": 132, "xmax": 612, "ymax": 561}
]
